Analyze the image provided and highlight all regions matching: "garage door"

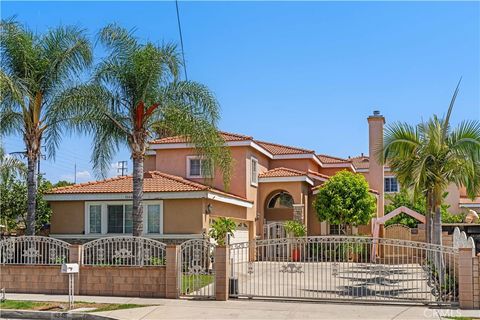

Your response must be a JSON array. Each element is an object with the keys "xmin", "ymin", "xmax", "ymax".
[{"xmin": 229, "ymin": 222, "xmax": 249, "ymax": 245}]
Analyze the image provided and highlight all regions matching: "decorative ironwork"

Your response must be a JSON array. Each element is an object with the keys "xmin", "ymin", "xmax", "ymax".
[
  {"xmin": 453, "ymin": 227, "xmax": 475, "ymax": 257},
  {"xmin": 229, "ymin": 236, "xmax": 459, "ymax": 306},
  {"xmin": 280, "ymin": 263, "xmax": 303, "ymax": 273},
  {"xmin": 179, "ymin": 239, "xmax": 216, "ymax": 299},
  {"xmin": 0, "ymin": 236, "xmax": 69, "ymax": 265},
  {"xmin": 83, "ymin": 236, "xmax": 166, "ymax": 266}
]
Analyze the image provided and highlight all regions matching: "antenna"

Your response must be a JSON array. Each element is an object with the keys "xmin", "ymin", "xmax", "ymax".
[
  {"xmin": 117, "ymin": 161, "xmax": 128, "ymax": 176},
  {"xmin": 175, "ymin": 0, "xmax": 188, "ymax": 80},
  {"xmin": 74, "ymin": 163, "xmax": 77, "ymax": 184}
]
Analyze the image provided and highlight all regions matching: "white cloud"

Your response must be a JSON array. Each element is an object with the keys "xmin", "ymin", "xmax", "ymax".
[
  {"xmin": 76, "ymin": 170, "xmax": 91, "ymax": 180},
  {"xmin": 59, "ymin": 170, "xmax": 92, "ymax": 183}
]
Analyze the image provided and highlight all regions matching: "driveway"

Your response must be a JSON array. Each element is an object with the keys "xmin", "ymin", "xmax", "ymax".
[{"xmin": 231, "ymin": 261, "xmax": 439, "ymax": 304}]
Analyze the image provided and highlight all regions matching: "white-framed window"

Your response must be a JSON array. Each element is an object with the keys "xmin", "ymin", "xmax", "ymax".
[
  {"xmin": 186, "ymin": 156, "xmax": 213, "ymax": 178},
  {"xmin": 88, "ymin": 204, "xmax": 102, "ymax": 234},
  {"xmin": 251, "ymin": 157, "xmax": 258, "ymax": 186},
  {"xmin": 384, "ymin": 176, "xmax": 399, "ymax": 193},
  {"xmin": 85, "ymin": 201, "xmax": 163, "ymax": 235}
]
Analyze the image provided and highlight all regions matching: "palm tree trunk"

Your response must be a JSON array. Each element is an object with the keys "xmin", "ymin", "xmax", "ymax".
[
  {"xmin": 25, "ymin": 155, "xmax": 37, "ymax": 235},
  {"xmin": 132, "ymin": 155, "xmax": 144, "ymax": 237}
]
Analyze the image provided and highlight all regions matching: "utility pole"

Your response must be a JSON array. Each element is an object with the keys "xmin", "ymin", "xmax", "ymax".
[{"xmin": 117, "ymin": 161, "xmax": 128, "ymax": 176}]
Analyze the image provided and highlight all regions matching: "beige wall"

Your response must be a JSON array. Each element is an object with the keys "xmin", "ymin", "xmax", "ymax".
[
  {"xmin": 144, "ymin": 155, "xmax": 156, "ymax": 172},
  {"xmin": 319, "ymin": 167, "xmax": 351, "ymax": 177},
  {"xmin": 368, "ymin": 115, "xmax": 385, "ymax": 219},
  {"xmin": 50, "ymin": 201, "xmax": 84, "ymax": 234},
  {"xmin": 155, "ymin": 147, "xmax": 249, "ymax": 198},
  {"xmin": 270, "ymin": 158, "xmax": 319, "ymax": 173},
  {"xmin": 163, "ymin": 199, "xmax": 203, "ymax": 234}
]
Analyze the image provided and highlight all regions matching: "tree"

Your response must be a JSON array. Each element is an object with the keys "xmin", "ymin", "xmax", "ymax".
[
  {"xmin": 0, "ymin": 19, "xmax": 92, "ymax": 235},
  {"xmin": 61, "ymin": 24, "xmax": 232, "ymax": 236},
  {"xmin": 208, "ymin": 217, "xmax": 236, "ymax": 246},
  {"xmin": 313, "ymin": 170, "xmax": 376, "ymax": 234},
  {"xmin": 0, "ymin": 144, "xmax": 26, "ymax": 183},
  {"xmin": 381, "ymin": 81, "xmax": 480, "ymax": 246},
  {"xmin": 0, "ymin": 175, "xmax": 52, "ymax": 234}
]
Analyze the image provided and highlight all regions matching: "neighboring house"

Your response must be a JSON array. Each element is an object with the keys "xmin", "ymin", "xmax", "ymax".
[{"xmin": 45, "ymin": 111, "xmax": 477, "ymax": 243}]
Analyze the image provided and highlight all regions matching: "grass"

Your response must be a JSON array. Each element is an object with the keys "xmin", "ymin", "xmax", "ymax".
[
  {"xmin": 181, "ymin": 274, "xmax": 214, "ymax": 295},
  {"xmin": 0, "ymin": 299, "xmax": 148, "ymax": 313}
]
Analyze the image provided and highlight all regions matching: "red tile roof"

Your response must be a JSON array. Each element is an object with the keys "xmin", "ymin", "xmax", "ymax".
[
  {"xmin": 48, "ymin": 171, "xmax": 250, "ymax": 202},
  {"xmin": 259, "ymin": 167, "xmax": 306, "ymax": 178},
  {"xmin": 316, "ymin": 154, "xmax": 351, "ymax": 164},
  {"xmin": 150, "ymin": 131, "xmax": 252, "ymax": 144},
  {"xmin": 350, "ymin": 155, "xmax": 370, "ymax": 169},
  {"xmin": 255, "ymin": 140, "xmax": 314, "ymax": 155}
]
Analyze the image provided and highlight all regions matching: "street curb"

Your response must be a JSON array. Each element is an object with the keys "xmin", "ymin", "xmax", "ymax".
[{"xmin": 0, "ymin": 309, "xmax": 117, "ymax": 320}]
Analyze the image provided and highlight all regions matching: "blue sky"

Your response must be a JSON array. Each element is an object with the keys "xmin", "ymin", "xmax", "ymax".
[{"xmin": 2, "ymin": 1, "xmax": 479, "ymax": 183}]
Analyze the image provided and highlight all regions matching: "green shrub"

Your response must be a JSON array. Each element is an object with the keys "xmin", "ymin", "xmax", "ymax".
[{"xmin": 284, "ymin": 220, "xmax": 306, "ymax": 237}]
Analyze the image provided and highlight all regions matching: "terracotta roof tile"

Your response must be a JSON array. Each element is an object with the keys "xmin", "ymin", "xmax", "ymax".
[
  {"xmin": 316, "ymin": 154, "xmax": 351, "ymax": 164},
  {"xmin": 150, "ymin": 131, "xmax": 252, "ymax": 144},
  {"xmin": 259, "ymin": 167, "xmax": 306, "ymax": 178},
  {"xmin": 255, "ymin": 140, "xmax": 314, "ymax": 155},
  {"xmin": 48, "ymin": 171, "xmax": 251, "ymax": 202},
  {"xmin": 307, "ymin": 170, "xmax": 330, "ymax": 180},
  {"xmin": 350, "ymin": 155, "xmax": 370, "ymax": 169}
]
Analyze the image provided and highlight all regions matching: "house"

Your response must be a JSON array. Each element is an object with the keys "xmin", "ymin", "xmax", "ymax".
[{"xmin": 45, "ymin": 111, "xmax": 477, "ymax": 243}]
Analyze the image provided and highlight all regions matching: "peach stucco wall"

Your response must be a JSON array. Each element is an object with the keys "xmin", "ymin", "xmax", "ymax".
[
  {"xmin": 50, "ymin": 201, "xmax": 84, "ymax": 234},
  {"xmin": 144, "ymin": 155, "xmax": 156, "ymax": 172},
  {"xmin": 270, "ymin": 158, "xmax": 319, "ymax": 173},
  {"xmin": 154, "ymin": 147, "xmax": 249, "ymax": 198},
  {"xmin": 163, "ymin": 199, "xmax": 203, "ymax": 234}
]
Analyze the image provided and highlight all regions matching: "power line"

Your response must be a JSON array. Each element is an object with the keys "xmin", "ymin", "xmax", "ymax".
[{"xmin": 175, "ymin": 0, "xmax": 188, "ymax": 80}]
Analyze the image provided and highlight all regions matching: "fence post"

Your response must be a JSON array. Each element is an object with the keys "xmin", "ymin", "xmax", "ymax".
[
  {"xmin": 166, "ymin": 245, "xmax": 179, "ymax": 299},
  {"xmin": 215, "ymin": 245, "xmax": 229, "ymax": 301},
  {"xmin": 68, "ymin": 244, "xmax": 83, "ymax": 295},
  {"xmin": 473, "ymin": 254, "xmax": 480, "ymax": 309},
  {"xmin": 458, "ymin": 248, "xmax": 474, "ymax": 309}
]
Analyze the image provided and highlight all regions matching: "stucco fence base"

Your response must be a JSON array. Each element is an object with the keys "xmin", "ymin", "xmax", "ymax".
[{"xmin": 0, "ymin": 265, "xmax": 166, "ymax": 298}]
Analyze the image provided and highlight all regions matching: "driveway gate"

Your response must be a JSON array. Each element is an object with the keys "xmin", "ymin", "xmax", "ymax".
[
  {"xmin": 229, "ymin": 236, "xmax": 458, "ymax": 306},
  {"xmin": 179, "ymin": 239, "xmax": 216, "ymax": 299}
]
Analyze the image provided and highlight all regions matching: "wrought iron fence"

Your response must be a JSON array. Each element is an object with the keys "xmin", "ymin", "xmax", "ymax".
[
  {"xmin": 83, "ymin": 236, "xmax": 166, "ymax": 266},
  {"xmin": 229, "ymin": 236, "xmax": 459, "ymax": 306},
  {"xmin": 179, "ymin": 239, "xmax": 216, "ymax": 298},
  {"xmin": 0, "ymin": 236, "xmax": 70, "ymax": 265}
]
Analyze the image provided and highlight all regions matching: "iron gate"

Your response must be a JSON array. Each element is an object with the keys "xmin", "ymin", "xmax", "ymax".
[
  {"xmin": 179, "ymin": 239, "xmax": 216, "ymax": 299},
  {"xmin": 229, "ymin": 236, "xmax": 458, "ymax": 306}
]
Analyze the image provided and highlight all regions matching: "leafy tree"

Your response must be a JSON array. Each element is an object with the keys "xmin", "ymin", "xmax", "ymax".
[
  {"xmin": 314, "ymin": 170, "xmax": 376, "ymax": 234},
  {"xmin": 52, "ymin": 180, "xmax": 73, "ymax": 188},
  {"xmin": 60, "ymin": 24, "xmax": 232, "ymax": 236},
  {"xmin": 208, "ymin": 217, "xmax": 236, "ymax": 246},
  {"xmin": 384, "ymin": 190, "xmax": 463, "ymax": 227},
  {"xmin": 0, "ymin": 19, "xmax": 92, "ymax": 235},
  {"xmin": 0, "ymin": 144, "xmax": 25, "ymax": 183},
  {"xmin": 0, "ymin": 175, "xmax": 52, "ymax": 233},
  {"xmin": 381, "ymin": 81, "xmax": 480, "ymax": 246}
]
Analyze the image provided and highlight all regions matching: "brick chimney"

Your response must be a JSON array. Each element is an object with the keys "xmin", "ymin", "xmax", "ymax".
[{"xmin": 368, "ymin": 110, "xmax": 385, "ymax": 219}]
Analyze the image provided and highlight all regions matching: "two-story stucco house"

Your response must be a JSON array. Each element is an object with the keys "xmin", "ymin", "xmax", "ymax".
[{"xmin": 45, "ymin": 111, "xmax": 478, "ymax": 243}]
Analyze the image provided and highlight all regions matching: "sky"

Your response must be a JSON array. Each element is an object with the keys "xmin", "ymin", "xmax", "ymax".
[{"xmin": 1, "ymin": 1, "xmax": 479, "ymax": 183}]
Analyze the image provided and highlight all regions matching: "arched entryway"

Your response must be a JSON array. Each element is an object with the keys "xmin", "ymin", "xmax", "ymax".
[{"xmin": 264, "ymin": 190, "xmax": 294, "ymax": 222}]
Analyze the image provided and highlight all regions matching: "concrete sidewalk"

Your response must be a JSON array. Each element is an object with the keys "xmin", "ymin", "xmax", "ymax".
[{"xmin": 3, "ymin": 293, "xmax": 480, "ymax": 320}]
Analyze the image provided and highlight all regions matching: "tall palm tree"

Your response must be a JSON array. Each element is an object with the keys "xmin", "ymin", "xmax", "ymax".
[
  {"xmin": 381, "ymin": 81, "xmax": 480, "ymax": 246},
  {"xmin": 0, "ymin": 19, "xmax": 93, "ymax": 235},
  {"xmin": 61, "ymin": 24, "xmax": 232, "ymax": 236}
]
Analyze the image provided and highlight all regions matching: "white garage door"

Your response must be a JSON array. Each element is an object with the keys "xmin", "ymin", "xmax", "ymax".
[{"xmin": 229, "ymin": 222, "xmax": 249, "ymax": 245}]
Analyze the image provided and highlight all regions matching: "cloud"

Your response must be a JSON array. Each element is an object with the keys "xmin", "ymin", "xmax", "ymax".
[
  {"xmin": 60, "ymin": 170, "xmax": 92, "ymax": 183},
  {"xmin": 76, "ymin": 170, "xmax": 91, "ymax": 180}
]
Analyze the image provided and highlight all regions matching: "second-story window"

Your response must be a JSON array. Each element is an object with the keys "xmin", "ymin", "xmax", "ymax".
[
  {"xmin": 251, "ymin": 157, "xmax": 258, "ymax": 186},
  {"xmin": 187, "ymin": 156, "xmax": 212, "ymax": 178},
  {"xmin": 384, "ymin": 176, "xmax": 399, "ymax": 193}
]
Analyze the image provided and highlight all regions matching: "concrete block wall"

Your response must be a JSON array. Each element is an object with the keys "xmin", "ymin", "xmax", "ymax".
[{"xmin": 0, "ymin": 265, "xmax": 70, "ymax": 294}]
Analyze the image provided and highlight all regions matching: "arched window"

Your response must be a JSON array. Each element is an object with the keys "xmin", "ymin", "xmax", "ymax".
[{"xmin": 268, "ymin": 192, "xmax": 294, "ymax": 209}]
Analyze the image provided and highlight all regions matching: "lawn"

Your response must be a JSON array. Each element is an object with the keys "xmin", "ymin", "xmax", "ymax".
[
  {"xmin": 181, "ymin": 274, "xmax": 214, "ymax": 295},
  {"xmin": 0, "ymin": 299, "xmax": 149, "ymax": 312}
]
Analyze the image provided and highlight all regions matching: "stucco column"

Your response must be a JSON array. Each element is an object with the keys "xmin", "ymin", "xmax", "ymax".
[
  {"xmin": 368, "ymin": 111, "xmax": 385, "ymax": 233},
  {"xmin": 166, "ymin": 245, "xmax": 180, "ymax": 299},
  {"xmin": 458, "ymin": 248, "xmax": 474, "ymax": 309},
  {"xmin": 215, "ymin": 246, "xmax": 229, "ymax": 301},
  {"xmin": 473, "ymin": 254, "xmax": 480, "ymax": 309}
]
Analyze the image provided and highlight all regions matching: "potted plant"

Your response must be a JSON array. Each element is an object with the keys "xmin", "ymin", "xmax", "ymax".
[
  {"xmin": 284, "ymin": 220, "xmax": 306, "ymax": 262},
  {"xmin": 208, "ymin": 217, "xmax": 238, "ymax": 295}
]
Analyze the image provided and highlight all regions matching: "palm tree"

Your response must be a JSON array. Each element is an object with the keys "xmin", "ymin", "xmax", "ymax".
[
  {"xmin": 0, "ymin": 19, "xmax": 93, "ymax": 235},
  {"xmin": 61, "ymin": 24, "xmax": 232, "ymax": 236},
  {"xmin": 381, "ymin": 81, "xmax": 480, "ymax": 246}
]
